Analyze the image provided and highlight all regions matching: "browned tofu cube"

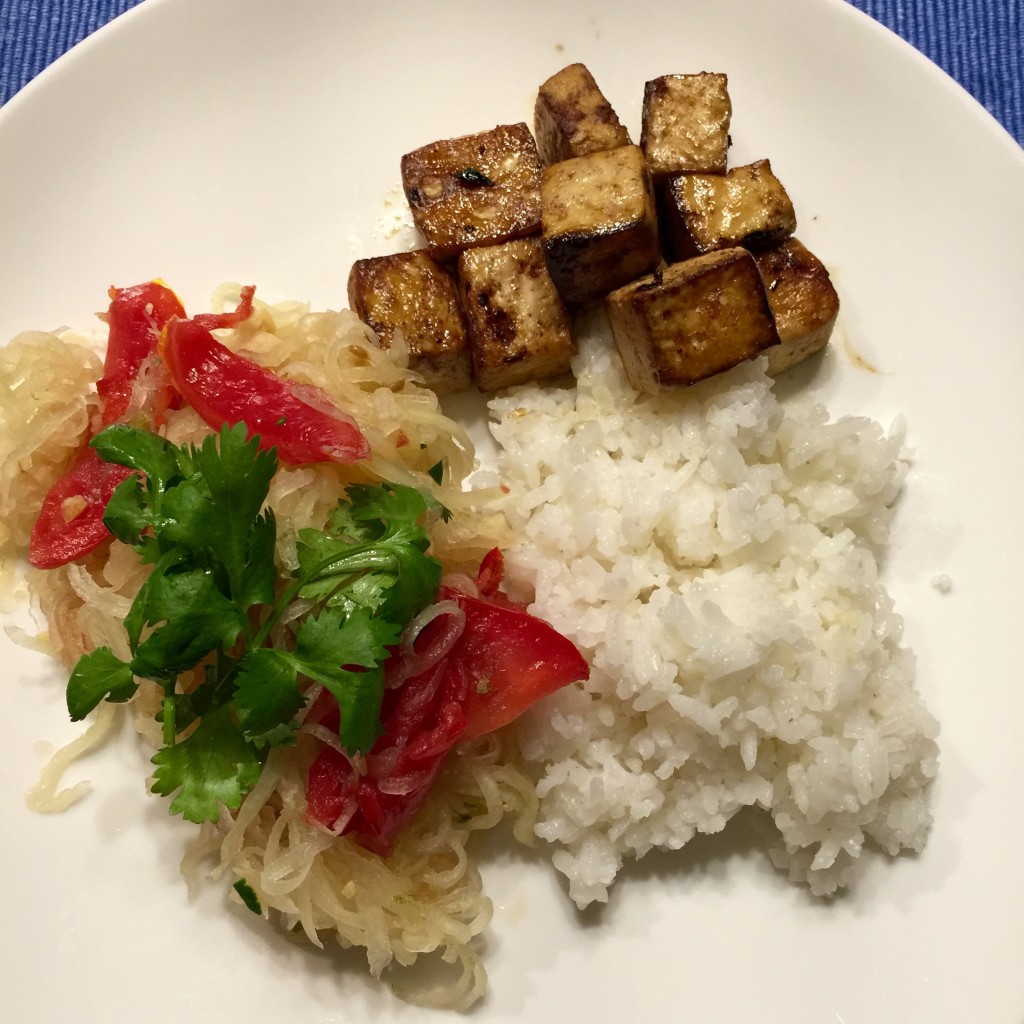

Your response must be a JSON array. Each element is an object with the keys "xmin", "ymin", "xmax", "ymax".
[
  {"xmin": 640, "ymin": 73, "xmax": 731, "ymax": 182},
  {"xmin": 752, "ymin": 237, "xmax": 840, "ymax": 374},
  {"xmin": 457, "ymin": 238, "xmax": 575, "ymax": 391},
  {"xmin": 534, "ymin": 63, "xmax": 631, "ymax": 165},
  {"xmin": 541, "ymin": 144, "xmax": 660, "ymax": 304},
  {"xmin": 400, "ymin": 123, "xmax": 542, "ymax": 261},
  {"xmin": 606, "ymin": 247, "xmax": 780, "ymax": 393},
  {"xmin": 662, "ymin": 159, "xmax": 797, "ymax": 261},
  {"xmin": 347, "ymin": 251, "xmax": 471, "ymax": 394}
]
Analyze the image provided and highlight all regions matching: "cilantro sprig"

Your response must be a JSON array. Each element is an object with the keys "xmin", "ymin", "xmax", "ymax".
[{"xmin": 67, "ymin": 423, "xmax": 448, "ymax": 824}]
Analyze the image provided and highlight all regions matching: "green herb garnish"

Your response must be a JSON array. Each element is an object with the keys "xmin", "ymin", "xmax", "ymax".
[
  {"xmin": 67, "ymin": 422, "xmax": 448, "ymax": 825},
  {"xmin": 233, "ymin": 878, "xmax": 263, "ymax": 915}
]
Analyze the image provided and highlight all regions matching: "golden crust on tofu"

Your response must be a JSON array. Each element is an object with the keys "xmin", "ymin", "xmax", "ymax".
[
  {"xmin": 663, "ymin": 159, "xmax": 797, "ymax": 261},
  {"xmin": 457, "ymin": 238, "xmax": 575, "ymax": 391},
  {"xmin": 541, "ymin": 144, "xmax": 660, "ymax": 304},
  {"xmin": 752, "ymin": 237, "xmax": 840, "ymax": 374},
  {"xmin": 347, "ymin": 251, "xmax": 471, "ymax": 394},
  {"xmin": 640, "ymin": 73, "xmax": 731, "ymax": 181},
  {"xmin": 534, "ymin": 63, "xmax": 631, "ymax": 166},
  {"xmin": 606, "ymin": 247, "xmax": 780, "ymax": 393},
  {"xmin": 400, "ymin": 123, "xmax": 543, "ymax": 261}
]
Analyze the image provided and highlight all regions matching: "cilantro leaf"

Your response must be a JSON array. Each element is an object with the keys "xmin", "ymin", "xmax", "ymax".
[
  {"xmin": 341, "ymin": 483, "xmax": 446, "ymax": 621},
  {"xmin": 150, "ymin": 706, "xmax": 262, "ymax": 823},
  {"xmin": 194, "ymin": 424, "xmax": 275, "ymax": 521},
  {"xmin": 297, "ymin": 484, "xmax": 445, "ymax": 624},
  {"xmin": 327, "ymin": 480, "xmax": 448, "ymax": 547},
  {"xmin": 233, "ymin": 648, "xmax": 304, "ymax": 744},
  {"xmin": 161, "ymin": 661, "xmax": 233, "ymax": 735},
  {"xmin": 156, "ymin": 473, "xmax": 216, "ymax": 551},
  {"xmin": 293, "ymin": 532, "xmax": 397, "ymax": 616},
  {"xmin": 291, "ymin": 607, "xmax": 399, "ymax": 752},
  {"xmin": 345, "ymin": 480, "xmax": 448, "ymax": 531},
  {"xmin": 314, "ymin": 665, "xmax": 384, "ymax": 754},
  {"xmin": 233, "ymin": 879, "xmax": 263, "ymax": 914},
  {"xmin": 92, "ymin": 424, "xmax": 181, "ymax": 491},
  {"xmin": 234, "ymin": 510, "xmax": 277, "ymax": 610},
  {"xmin": 191, "ymin": 425, "xmax": 276, "ymax": 575},
  {"xmin": 129, "ymin": 567, "xmax": 245, "ymax": 678},
  {"xmin": 123, "ymin": 549, "xmax": 188, "ymax": 652},
  {"xmin": 294, "ymin": 605, "xmax": 399, "ymax": 675},
  {"xmin": 102, "ymin": 474, "xmax": 150, "ymax": 546},
  {"xmin": 67, "ymin": 647, "xmax": 137, "ymax": 721},
  {"xmin": 371, "ymin": 526, "xmax": 443, "ymax": 624}
]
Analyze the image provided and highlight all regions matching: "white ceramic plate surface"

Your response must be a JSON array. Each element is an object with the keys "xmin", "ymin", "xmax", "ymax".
[{"xmin": 2, "ymin": 1, "xmax": 1023, "ymax": 1021}]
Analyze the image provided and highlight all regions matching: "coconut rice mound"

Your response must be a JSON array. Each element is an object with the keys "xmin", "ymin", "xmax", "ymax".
[{"xmin": 489, "ymin": 326, "xmax": 939, "ymax": 907}]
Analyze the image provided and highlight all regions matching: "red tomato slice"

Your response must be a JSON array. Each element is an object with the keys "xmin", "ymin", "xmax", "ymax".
[
  {"xmin": 306, "ymin": 657, "xmax": 469, "ymax": 855},
  {"xmin": 29, "ymin": 446, "xmax": 133, "ymax": 569},
  {"xmin": 305, "ymin": 578, "xmax": 589, "ymax": 853},
  {"xmin": 305, "ymin": 746, "xmax": 356, "ymax": 836},
  {"xmin": 29, "ymin": 281, "xmax": 184, "ymax": 569},
  {"xmin": 440, "ymin": 585, "xmax": 589, "ymax": 740},
  {"xmin": 161, "ymin": 288, "xmax": 370, "ymax": 466},
  {"xmin": 97, "ymin": 281, "xmax": 186, "ymax": 424}
]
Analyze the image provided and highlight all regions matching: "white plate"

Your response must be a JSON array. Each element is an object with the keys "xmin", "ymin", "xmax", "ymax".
[{"xmin": 2, "ymin": 1, "xmax": 1023, "ymax": 1021}]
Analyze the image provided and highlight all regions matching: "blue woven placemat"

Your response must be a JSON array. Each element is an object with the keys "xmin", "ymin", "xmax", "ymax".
[
  {"xmin": 1, "ymin": 0, "xmax": 1022, "ymax": 146},
  {"xmin": 1, "ymin": 0, "xmax": 144, "ymax": 105},
  {"xmin": 854, "ymin": 0, "xmax": 1023, "ymax": 144}
]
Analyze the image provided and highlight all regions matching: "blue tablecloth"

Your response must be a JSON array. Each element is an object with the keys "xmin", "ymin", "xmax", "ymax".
[{"xmin": 1, "ymin": 0, "xmax": 1022, "ymax": 146}]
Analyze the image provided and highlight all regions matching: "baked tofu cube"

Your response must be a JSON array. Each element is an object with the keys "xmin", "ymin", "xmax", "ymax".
[
  {"xmin": 534, "ymin": 63, "xmax": 631, "ymax": 165},
  {"xmin": 752, "ymin": 237, "xmax": 840, "ymax": 374},
  {"xmin": 606, "ymin": 247, "xmax": 780, "ymax": 393},
  {"xmin": 347, "ymin": 251, "xmax": 471, "ymax": 394},
  {"xmin": 662, "ymin": 159, "xmax": 797, "ymax": 261},
  {"xmin": 457, "ymin": 238, "xmax": 575, "ymax": 391},
  {"xmin": 400, "ymin": 123, "xmax": 542, "ymax": 261},
  {"xmin": 640, "ymin": 73, "xmax": 731, "ymax": 181},
  {"xmin": 541, "ymin": 144, "xmax": 660, "ymax": 304}
]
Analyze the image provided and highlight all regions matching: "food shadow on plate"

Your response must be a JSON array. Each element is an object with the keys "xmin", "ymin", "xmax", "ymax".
[
  {"xmin": 471, "ymin": 805, "xmax": 815, "ymax": 924},
  {"xmin": 529, "ymin": 801, "xmax": 947, "ymax": 934},
  {"xmin": 766, "ymin": 336, "xmax": 832, "ymax": 403},
  {"xmin": 558, "ymin": 807, "xmax": 799, "ymax": 929},
  {"xmin": 214, "ymin": 889, "xmax": 396, "ymax": 1010}
]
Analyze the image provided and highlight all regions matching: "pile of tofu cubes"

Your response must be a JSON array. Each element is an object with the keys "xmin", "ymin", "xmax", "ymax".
[{"xmin": 347, "ymin": 65, "xmax": 839, "ymax": 395}]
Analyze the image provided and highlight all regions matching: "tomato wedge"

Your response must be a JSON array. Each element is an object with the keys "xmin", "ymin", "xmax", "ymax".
[
  {"xmin": 97, "ymin": 281, "xmax": 186, "ymax": 424},
  {"xmin": 29, "ymin": 281, "xmax": 184, "ymax": 569},
  {"xmin": 305, "ymin": 558, "xmax": 589, "ymax": 853},
  {"xmin": 161, "ymin": 287, "xmax": 370, "ymax": 466},
  {"xmin": 29, "ymin": 446, "xmax": 133, "ymax": 569},
  {"xmin": 305, "ymin": 659, "xmax": 469, "ymax": 854},
  {"xmin": 441, "ymin": 584, "xmax": 589, "ymax": 740}
]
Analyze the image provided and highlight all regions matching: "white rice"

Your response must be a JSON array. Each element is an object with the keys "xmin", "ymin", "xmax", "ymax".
[{"xmin": 489, "ymin": 321, "xmax": 939, "ymax": 907}]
